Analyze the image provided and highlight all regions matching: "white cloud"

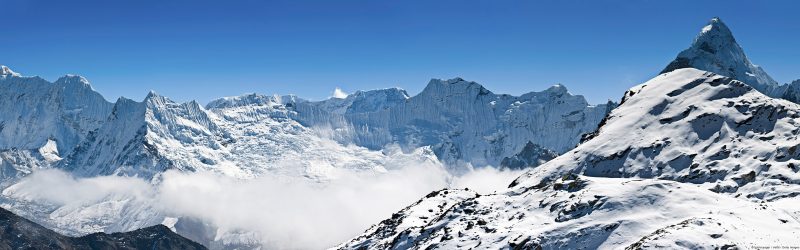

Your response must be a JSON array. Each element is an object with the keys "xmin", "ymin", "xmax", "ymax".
[
  {"xmin": 2, "ymin": 169, "xmax": 152, "ymax": 205},
  {"xmin": 332, "ymin": 87, "xmax": 348, "ymax": 99},
  {"xmin": 3, "ymin": 164, "xmax": 523, "ymax": 249}
]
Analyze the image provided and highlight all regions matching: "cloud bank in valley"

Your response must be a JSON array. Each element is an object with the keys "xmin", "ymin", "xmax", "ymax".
[{"xmin": 3, "ymin": 163, "xmax": 525, "ymax": 249}]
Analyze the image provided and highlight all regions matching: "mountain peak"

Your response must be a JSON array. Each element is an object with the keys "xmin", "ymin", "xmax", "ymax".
[
  {"xmin": 544, "ymin": 84, "xmax": 568, "ymax": 94},
  {"xmin": 704, "ymin": 17, "xmax": 724, "ymax": 30},
  {"xmin": 146, "ymin": 90, "xmax": 159, "ymax": 98},
  {"xmin": 420, "ymin": 77, "xmax": 493, "ymax": 99},
  {"xmin": 446, "ymin": 77, "xmax": 465, "ymax": 83},
  {"xmin": 144, "ymin": 90, "xmax": 172, "ymax": 106},
  {"xmin": 54, "ymin": 74, "xmax": 94, "ymax": 89},
  {"xmin": 693, "ymin": 17, "xmax": 737, "ymax": 53},
  {"xmin": 661, "ymin": 17, "xmax": 780, "ymax": 96},
  {"xmin": 425, "ymin": 77, "xmax": 486, "ymax": 90},
  {"xmin": 1, "ymin": 65, "xmax": 20, "ymax": 77},
  {"xmin": 205, "ymin": 93, "xmax": 277, "ymax": 109}
]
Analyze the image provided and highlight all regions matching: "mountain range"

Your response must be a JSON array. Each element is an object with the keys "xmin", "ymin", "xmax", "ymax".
[
  {"xmin": 0, "ymin": 31, "xmax": 611, "ymax": 249},
  {"xmin": 0, "ymin": 64, "xmax": 611, "ymax": 182},
  {"xmin": 1, "ymin": 16, "xmax": 799, "ymax": 249}
]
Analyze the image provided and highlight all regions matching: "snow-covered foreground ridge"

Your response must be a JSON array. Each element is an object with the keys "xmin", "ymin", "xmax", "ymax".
[{"xmin": 339, "ymin": 69, "xmax": 800, "ymax": 249}]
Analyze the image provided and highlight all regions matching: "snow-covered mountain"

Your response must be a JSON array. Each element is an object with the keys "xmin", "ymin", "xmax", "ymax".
[
  {"xmin": 294, "ymin": 79, "xmax": 613, "ymax": 169},
  {"xmin": 340, "ymin": 68, "xmax": 800, "ymax": 249},
  {"xmin": 662, "ymin": 17, "xmax": 800, "ymax": 103},
  {"xmin": 0, "ymin": 69, "xmax": 112, "ymax": 181},
  {"xmin": 1, "ymin": 65, "xmax": 611, "ymax": 181},
  {"xmin": 59, "ymin": 89, "xmax": 442, "ymax": 180},
  {"xmin": 59, "ymin": 92, "xmax": 225, "ymax": 179},
  {"xmin": 6, "ymin": 15, "xmax": 796, "ymax": 250},
  {"xmin": 340, "ymin": 17, "xmax": 800, "ymax": 250}
]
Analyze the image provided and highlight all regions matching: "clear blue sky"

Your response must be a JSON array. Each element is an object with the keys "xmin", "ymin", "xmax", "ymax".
[{"xmin": 2, "ymin": 0, "xmax": 798, "ymax": 104}]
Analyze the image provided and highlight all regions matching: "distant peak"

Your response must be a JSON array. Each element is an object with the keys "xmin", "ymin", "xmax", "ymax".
[
  {"xmin": 0, "ymin": 65, "xmax": 20, "ymax": 77},
  {"xmin": 352, "ymin": 88, "xmax": 410, "ymax": 98},
  {"xmin": 661, "ymin": 17, "xmax": 779, "ymax": 95},
  {"xmin": 116, "ymin": 96, "xmax": 135, "ymax": 103},
  {"xmin": 426, "ymin": 77, "xmax": 474, "ymax": 87},
  {"xmin": 422, "ymin": 77, "xmax": 493, "ymax": 97},
  {"xmin": 708, "ymin": 16, "xmax": 721, "ymax": 25},
  {"xmin": 55, "ymin": 74, "xmax": 90, "ymax": 83},
  {"xmin": 545, "ymin": 84, "xmax": 568, "ymax": 94},
  {"xmin": 442, "ymin": 77, "xmax": 466, "ymax": 84},
  {"xmin": 701, "ymin": 17, "xmax": 730, "ymax": 32},
  {"xmin": 144, "ymin": 90, "xmax": 169, "ymax": 103},
  {"xmin": 692, "ymin": 17, "xmax": 737, "ymax": 52},
  {"xmin": 205, "ymin": 93, "xmax": 277, "ymax": 109}
]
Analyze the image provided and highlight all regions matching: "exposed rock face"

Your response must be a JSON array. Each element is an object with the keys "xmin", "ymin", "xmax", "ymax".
[{"xmin": 0, "ymin": 207, "xmax": 206, "ymax": 250}]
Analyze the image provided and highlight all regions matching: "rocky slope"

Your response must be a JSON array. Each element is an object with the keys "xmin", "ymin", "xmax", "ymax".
[
  {"xmin": 0, "ymin": 207, "xmax": 205, "ymax": 249},
  {"xmin": 339, "ymin": 68, "xmax": 800, "ymax": 250}
]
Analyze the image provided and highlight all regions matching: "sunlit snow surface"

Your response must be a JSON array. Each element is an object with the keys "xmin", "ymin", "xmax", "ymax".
[{"xmin": 340, "ymin": 69, "xmax": 800, "ymax": 249}]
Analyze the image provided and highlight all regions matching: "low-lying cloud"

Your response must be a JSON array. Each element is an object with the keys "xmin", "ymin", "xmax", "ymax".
[{"xmin": 3, "ymin": 164, "xmax": 525, "ymax": 249}]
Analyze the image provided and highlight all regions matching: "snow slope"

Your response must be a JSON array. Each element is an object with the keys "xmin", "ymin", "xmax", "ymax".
[{"xmin": 339, "ymin": 69, "xmax": 800, "ymax": 249}]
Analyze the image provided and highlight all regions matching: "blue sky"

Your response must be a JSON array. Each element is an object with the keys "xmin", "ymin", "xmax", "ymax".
[{"xmin": 2, "ymin": 0, "xmax": 798, "ymax": 104}]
